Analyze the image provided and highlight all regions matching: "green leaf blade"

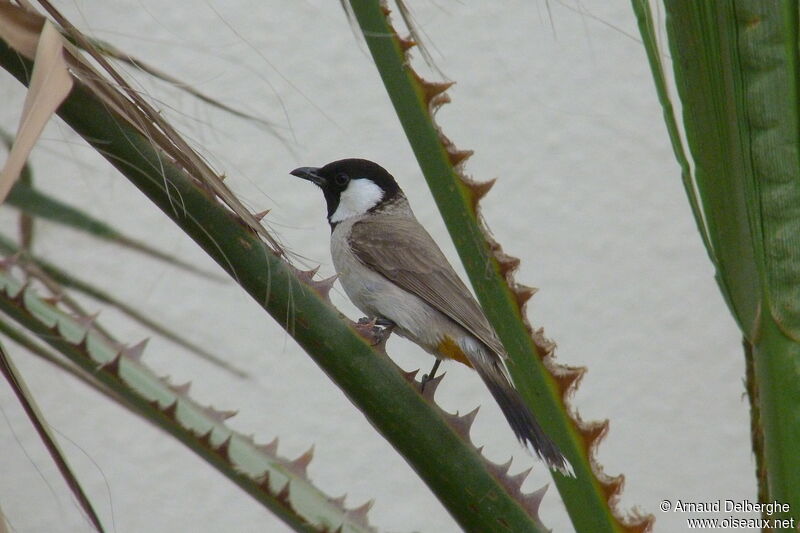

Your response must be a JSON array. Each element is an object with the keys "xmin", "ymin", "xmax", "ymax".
[
  {"xmin": 663, "ymin": 1, "xmax": 762, "ymax": 339},
  {"xmin": 640, "ymin": 0, "xmax": 800, "ymax": 520}
]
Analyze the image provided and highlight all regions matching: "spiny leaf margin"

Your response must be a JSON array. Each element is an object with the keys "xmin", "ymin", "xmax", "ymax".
[
  {"xmin": 345, "ymin": 1, "xmax": 654, "ymax": 531},
  {"xmin": 0, "ymin": 267, "xmax": 373, "ymax": 533}
]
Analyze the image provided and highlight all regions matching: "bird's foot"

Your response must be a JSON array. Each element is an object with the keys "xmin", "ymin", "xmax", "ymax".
[
  {"xmin": 354, "ymin": 317, "xmax": 395, "ymax": 346},
  {"xmin": 357, "ymin": 317, "xmax": 395, "ymax": 327},
  {"xmin": 420, "ymin": 358, "xmax": 442, "ymax": 392},
  {"xmin": 374, "ymin": 318, "xmax": 395, "ymax": 328}
]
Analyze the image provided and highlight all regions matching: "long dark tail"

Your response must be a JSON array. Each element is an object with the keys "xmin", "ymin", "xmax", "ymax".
[{"xmin": 473, "ymin": 357, "xmax": 574, "ymax": 476}]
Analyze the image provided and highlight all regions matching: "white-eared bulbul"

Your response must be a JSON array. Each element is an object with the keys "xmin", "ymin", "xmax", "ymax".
[{"xmin": 291, "ymin": 158, "xmax": 571, "ymax": 475}]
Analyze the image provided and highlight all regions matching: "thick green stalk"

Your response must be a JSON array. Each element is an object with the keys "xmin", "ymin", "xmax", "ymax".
[
  {"xmin": 663, "ymin": 2, "xmax": 800, "ymax": 518},
  {"xmin": 0, "ymin": 36, "xmax": 549, "ymax": 533},
  {"xmin": 347, "ymin": 1, "xmax": 622, "ymax": 531},
  {"xmin": 637, "ymin": 1, "xmax": 800, "ymax": 520},
  {"xmin": 754, "ymin": 315, "xmax": 800, "ymax": 521}
]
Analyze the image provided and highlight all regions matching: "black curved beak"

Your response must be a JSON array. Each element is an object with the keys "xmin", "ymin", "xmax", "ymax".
[{"xmin": 290, "ymin": 166, "xmax": 325, "ymax": 186}]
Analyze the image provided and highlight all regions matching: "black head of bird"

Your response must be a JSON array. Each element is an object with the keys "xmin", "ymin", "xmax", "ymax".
[{"xmin": 290, "ymin": 158, "xmax": 402, "ymax": 224}]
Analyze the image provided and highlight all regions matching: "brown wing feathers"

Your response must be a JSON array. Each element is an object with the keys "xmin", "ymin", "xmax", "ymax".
[{"xmin": 348, "ymin": 216, "xmax": 506, "ymax": 357}]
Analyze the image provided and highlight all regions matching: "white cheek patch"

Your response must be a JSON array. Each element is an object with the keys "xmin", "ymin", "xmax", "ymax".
[{"xmin": 330, "ymin": 179, "xmax": 384, "ymax": 223}]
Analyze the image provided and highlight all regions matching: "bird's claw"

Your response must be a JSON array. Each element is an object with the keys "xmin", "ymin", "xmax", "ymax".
[{"xmin": 354, "ymin": 317, "xmax": 395, "ymax": 346}]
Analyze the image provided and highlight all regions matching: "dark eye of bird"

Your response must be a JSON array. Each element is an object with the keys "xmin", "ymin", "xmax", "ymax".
[{"xmin": 334, "ymin": 173, "xmax": 349, "ymax": 186}]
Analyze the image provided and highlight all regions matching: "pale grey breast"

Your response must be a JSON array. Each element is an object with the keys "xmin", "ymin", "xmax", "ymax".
[
  {"xmin": 330, "ymin": 215, "xmax": 458, "ymax": 353},
  {"xmin": 347, "ymin": 213, "xmax": 507, "ymax": 358}
]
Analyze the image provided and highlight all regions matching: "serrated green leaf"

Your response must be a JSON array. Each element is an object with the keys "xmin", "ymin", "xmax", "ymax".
[{"xmin": 0, "ymin": 269, "xmax": 372, "ymax": 533}]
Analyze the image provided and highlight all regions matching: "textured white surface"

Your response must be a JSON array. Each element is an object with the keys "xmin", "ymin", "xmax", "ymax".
[{"xmin": 0, "ymin": 2, "xmax": 751, "ymax": 532}]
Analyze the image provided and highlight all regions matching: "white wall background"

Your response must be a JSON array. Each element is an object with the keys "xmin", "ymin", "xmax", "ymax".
[{"xmin": 0, "ymin": 1, "xmax": 753, "ymax": 532}]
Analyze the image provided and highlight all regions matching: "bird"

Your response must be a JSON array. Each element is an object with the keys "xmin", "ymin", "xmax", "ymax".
[{"xmin": 291, "ymin": 158, "xmax": 572, "ymax": 476}]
